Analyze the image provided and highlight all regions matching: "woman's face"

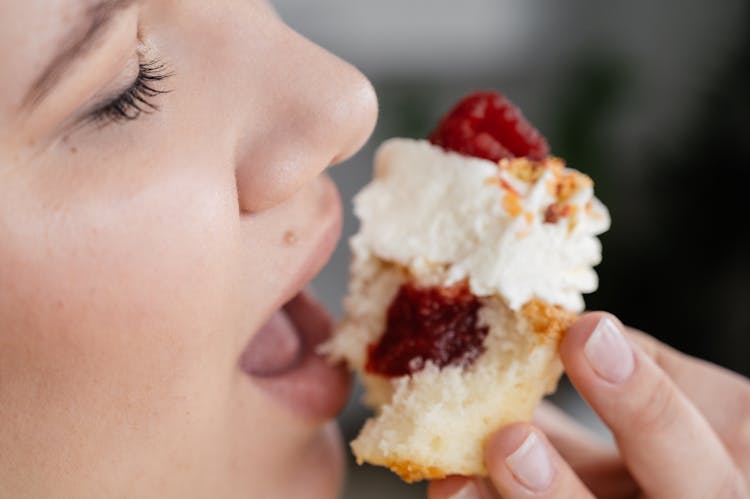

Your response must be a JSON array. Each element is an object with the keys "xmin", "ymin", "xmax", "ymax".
[{"xmin": 0, "ymin": 1, "xmax": 376, "ymax": 498}]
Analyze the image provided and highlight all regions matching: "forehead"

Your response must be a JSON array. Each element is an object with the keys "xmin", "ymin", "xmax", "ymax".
[{"xmin": 0, "ymin": 0, "xmax": 89, "ymax": 116}]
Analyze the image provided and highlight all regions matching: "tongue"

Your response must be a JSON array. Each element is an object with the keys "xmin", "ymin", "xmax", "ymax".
[{"xmin": 240, "ymin": 311, "xmax": 303, "ymax": 377}]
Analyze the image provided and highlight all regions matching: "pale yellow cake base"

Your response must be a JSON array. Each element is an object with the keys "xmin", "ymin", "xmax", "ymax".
[{"xmin": 324, "ymin": 257, "xmax": 576, "ymax": 482}]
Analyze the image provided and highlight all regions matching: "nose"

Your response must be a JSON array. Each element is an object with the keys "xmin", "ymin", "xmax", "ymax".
[{"xmin": 234, "ymin": 24, "xmax": 378, "ymax": 213}]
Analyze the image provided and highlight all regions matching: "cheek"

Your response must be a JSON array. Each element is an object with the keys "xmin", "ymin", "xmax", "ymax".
[{"xmin": 0, "ymin": 153, "xmax": 248, "ymax": 485}]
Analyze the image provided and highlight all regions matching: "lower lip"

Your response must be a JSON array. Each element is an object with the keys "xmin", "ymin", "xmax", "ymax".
[{"xmin": 241, "ymin": 292, "xmax": 352, "ymax": 423}]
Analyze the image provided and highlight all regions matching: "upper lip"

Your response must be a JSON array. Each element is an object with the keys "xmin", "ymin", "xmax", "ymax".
[{"xmin": 258, "ymin": 176, "xmax": 342, "ymax": 329}]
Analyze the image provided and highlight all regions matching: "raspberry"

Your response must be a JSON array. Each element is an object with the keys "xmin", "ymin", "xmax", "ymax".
[
  {"xmin": 366, "ymin": 283, "xmax": 488, "ymax": 377},
  {"xmin": 428, "ymin": 91, "xmax": 549, "ymax": 162}
]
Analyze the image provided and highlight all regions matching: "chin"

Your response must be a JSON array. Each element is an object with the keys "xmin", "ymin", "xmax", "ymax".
[{"xmin": 288, "ymin": 422, "xmax": 346, "ymax": 499}]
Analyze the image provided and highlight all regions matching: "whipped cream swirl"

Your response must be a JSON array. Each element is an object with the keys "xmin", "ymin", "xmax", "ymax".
[{"xmin": 351, "ymin": 138, "xmax": 610, "ymax": 312}]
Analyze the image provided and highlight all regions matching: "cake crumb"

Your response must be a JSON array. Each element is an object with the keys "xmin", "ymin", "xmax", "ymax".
[
  {"xmin": 384, "ymin": 459, "xmax": 447, "ymax": 483},
  {"xmin": 521, "ymin": 299, "xmax": 577, "ymax": 341}
]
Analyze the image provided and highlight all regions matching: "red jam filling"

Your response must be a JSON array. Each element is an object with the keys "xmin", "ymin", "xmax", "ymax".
[
  {"xmin": 428, "ymin": 90, "xmax": 549, "ymax": 162},
  {"xmin": 366, "ymin": 283, "xmax": 488, "ymax": 377}
]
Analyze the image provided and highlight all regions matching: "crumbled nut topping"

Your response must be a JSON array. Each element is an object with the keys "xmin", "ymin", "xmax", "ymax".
[
  {"xmin": 499, "ymin": 157, "xmax": 564, "ymax": 183},
  {"xmin": 567, "ymin": 204, "xmax": 580, "ymax": 233},
  {"xmin": 484, "ymin": 176, "xmax": 520, "ymax": 196},
  {"xmin": 499, "ymin": 158, "xmax": 543, "ymax": 183},
  {"xmin": 503, "ymin": 192, "xmax": 523, "ymax": 218},
  {"xmin": 543, "ymin": 203, "xmax": 570, "ymax": 224},
  {"xmin": 488, "ymin": 156, "xmax": 595, "ymax": 228},
  {"xmin": 547, "ymin": 170, "xmax": 593, "ymax": 202},
  {"xmin": 499, "ymin": 177, "xmax": 520, "ymax": 196}
]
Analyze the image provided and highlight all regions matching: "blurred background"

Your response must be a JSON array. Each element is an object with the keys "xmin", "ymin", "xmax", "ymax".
[{"xmin": 272, "ymin": 1, "xmax": 750, "ymax": 497}]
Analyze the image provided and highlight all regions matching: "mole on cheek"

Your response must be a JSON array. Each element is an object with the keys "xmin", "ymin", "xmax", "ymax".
[
  {"xmin": 283, "ymin": 230, "xmax": 298, "ymax": 246},
  {"xmin": 70, "ymin": 147, "xmax": 77, "ymax": 155}
]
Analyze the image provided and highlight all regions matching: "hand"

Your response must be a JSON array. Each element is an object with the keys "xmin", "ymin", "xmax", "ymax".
[{"xmin": 428, "ymin": 312, "xmax": 750, "ymax": 499}]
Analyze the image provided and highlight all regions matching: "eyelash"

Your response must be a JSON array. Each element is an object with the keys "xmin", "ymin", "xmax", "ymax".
[{"xmin": 87, "ymin": 59, "xmax": 172, "ymax": 125}]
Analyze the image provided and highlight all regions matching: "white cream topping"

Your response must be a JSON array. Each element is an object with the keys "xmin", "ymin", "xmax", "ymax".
[{"xmin": 351, "ymin": 138, "xmax": 610, "ymax": 312}]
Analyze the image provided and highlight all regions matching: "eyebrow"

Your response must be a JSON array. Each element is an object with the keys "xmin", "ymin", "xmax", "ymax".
[{"xmin": 21, "ymin": 0, "xmax": 137, "ymax": 110}]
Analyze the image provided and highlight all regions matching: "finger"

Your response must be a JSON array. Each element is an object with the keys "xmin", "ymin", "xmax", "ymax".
[
  {"xmin": 562, "ymin": 313, "xmax": 748, "ymax": 499},
  {"xmin": 427, "ymin": 476, "xmax": 473, "ymax": 499},
  {"xmin": 484, "ymin": 423, "xmax": 595, "ymax": 499},
  {"xmin": 626, "ymin": 327, "xmax": 750, "ymax": 470},
  {"xmin": 532, "ymin": 401, "xmax": 614, "ymax": 462},
  {"xmin": 427, "ymin": 405, "xmax": 621, "ymax": 499},
  {"xmin": 427, "ymin": 476, "xmax": 499, "ymax": 499},
  {"xmin": 534, "ymin": 403, "xmax": 637, "ymax": 498}
]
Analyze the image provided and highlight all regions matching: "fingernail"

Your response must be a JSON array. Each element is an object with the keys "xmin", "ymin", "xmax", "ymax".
[
  {"xmin": 584, "ymin": 316, "xmax": 634, "ymax": 384},
  {"xmin": 505, "ymin": 432, "xmax": 554, "ymax": 492},
  {"xmin": 448, "ymin": 481, "xmax": 480, "ymax": 499}
]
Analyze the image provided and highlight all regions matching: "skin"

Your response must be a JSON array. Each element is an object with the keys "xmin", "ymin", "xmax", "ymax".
[
  {"xmin": 429, "ymin": 313, "xmax": 750, "ymax": 499},
  {"xmin": 2, "ymin": 2, "xmax": 748, "ymax": 499},
  {"xmin": 0, "ymin": 1, "xmax": 376, "ymax": 498}
]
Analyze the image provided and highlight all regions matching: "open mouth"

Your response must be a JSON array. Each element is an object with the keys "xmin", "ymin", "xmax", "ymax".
[
  {"xmin": 235, "ymin": 175, "xmax": 350, "ymax": 422},
  {"xmin": 239, "ymin": 301, "xmax": 304, "ymax": 378},
  {"xmin": 238, "ymin": 290, "xmax": 352, "ymax": 423}
]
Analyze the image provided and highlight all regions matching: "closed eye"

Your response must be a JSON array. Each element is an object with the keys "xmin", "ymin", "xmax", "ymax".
[{"xmin": 84, "ymin": 58, "xmax": 172, "ymax": 126}]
